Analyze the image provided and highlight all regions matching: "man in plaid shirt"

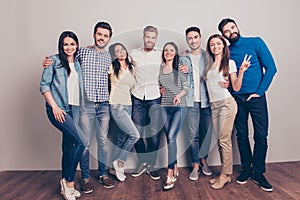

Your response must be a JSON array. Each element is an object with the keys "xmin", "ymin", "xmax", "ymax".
[{"xmin": 77, "ymin": 22, "xmax": 115, "ymax": 192}]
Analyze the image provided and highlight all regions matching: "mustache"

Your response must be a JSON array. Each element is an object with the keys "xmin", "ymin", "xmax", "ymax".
[{"xmin": 230, "ymin": 32, "xmax": 238, "ymax": 38}]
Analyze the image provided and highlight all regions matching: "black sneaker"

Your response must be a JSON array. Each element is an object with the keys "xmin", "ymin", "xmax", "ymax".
[
  {"xmin": 131, "ymin": 163, "xmax": 147, "ymax": 177},
  {"xmin": 252, "ymin": 174, "xmax": 273, "ymax": 192},
  {"xmin": 147, "ymin": 169, "xmax": 161, "ymax": 180},
  {"xmin": 236, "ymin": 169, "xmax": 252, "ymax": 184}
]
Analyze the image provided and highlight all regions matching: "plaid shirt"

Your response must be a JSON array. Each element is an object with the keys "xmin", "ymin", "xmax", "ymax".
[{"xmin": 77, "ymin": 47, "xmax": 111, "ymax": 102}]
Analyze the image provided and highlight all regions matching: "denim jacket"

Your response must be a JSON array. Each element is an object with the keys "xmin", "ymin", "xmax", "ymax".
[
  {"xmin": 187, "ymin": 50, "xmax": 210, "ymax": 108},
  {"xmin": 179, "ymin": 56, "xmax": 194, "ymax": 107},
  {"xmin": 39, "ymin": 54, "xmax": 84, "ymax": 112}
]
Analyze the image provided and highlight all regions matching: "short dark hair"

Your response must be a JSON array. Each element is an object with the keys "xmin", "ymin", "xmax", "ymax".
[
  {"xmin": 93, "ymin": 21, "xmax": 113, "ymax": 37},
  {"xmin": 185, "ymin": 26, "xmax": 201, "ymax": 36},
  {"xmin": 218, "ymin": 18, "xmax": 237, "ymax": 33}
]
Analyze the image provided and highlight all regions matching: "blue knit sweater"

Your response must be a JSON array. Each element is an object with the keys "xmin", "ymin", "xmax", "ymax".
[{"xmin": 229, "ymin": 36, "xmax": 277, "ymax": 96}]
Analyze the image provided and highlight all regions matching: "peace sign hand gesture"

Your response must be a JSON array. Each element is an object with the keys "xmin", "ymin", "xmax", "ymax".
[{"xmin": 240, "ymin": 54, "xmax": 251, "ymax": 72}]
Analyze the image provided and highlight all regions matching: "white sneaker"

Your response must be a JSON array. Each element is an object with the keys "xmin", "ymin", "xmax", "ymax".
[
  {"xmin": 60, "ymin": 178, "xmax": 76, "ymax": 200},
  {"xmin": 72, "ymin": 189, "xmax": 81, "ymax": 198},
  {"xmin": 163, "ymin": 176, "xmax": 175, "ymax": 190},
  {"xmin": 60, "ymin": 182, "xmax": 81, "ymax": 198},
  {"xmin": 113, "ymin": 160, "xmax": 126, "ymax": 182}
]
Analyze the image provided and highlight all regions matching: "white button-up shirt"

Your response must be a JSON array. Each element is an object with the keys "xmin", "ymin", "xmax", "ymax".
[{"xmin": 130, "ymin": 48, "xmax": 162, "ymax": 100}]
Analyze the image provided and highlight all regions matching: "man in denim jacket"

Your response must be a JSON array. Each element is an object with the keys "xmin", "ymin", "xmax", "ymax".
[{"xmin": 184, "ymin": 26, "xmax": 213, "ymax": 181}]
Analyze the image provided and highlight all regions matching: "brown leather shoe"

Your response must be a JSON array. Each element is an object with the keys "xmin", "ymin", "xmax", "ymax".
[
  {"xmin": 97, "ymin": 175, "xmax": 114, "ymax": 189},
  {"xmin": 81, "ymin": 179, "xmax": 94, "ymax": 194},
  {"xmin": 211, "ymin": 175, "xmax": 231, "ymax": 189}
]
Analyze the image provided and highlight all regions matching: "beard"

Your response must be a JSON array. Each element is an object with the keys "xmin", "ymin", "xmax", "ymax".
[
  {"xmin": 144, "ymin": 42, "xmax": 155, "ymax": 51},
  {"xmin": 95, "ymin": 39, "xmax": 108, "ymax": 50},
  {"xmin": 227, "ymin": 32, "xmax": 240, "ymax": 44}
]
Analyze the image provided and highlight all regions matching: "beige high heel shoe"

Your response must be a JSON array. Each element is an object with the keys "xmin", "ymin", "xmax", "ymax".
[
  {"xmin": 211, "ymin": 175, "xmax": 231, "ymax": 189},
  {"xmin": 209, "ymin": 178, "xmax": 217, "ymax": 184}
]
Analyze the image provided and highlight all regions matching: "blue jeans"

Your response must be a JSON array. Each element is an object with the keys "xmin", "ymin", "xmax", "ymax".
[
  {"xmin": 198, "ymin": 107, "xmax": 212, "ymax": 159},
  {"xmin": 46, "ymin": 106, "xmax": 84, "ymax": 182},
  {"xmin": 79, "ymin": 99, "xmax": 110, "ymax": 178},
  {"xmin": 233, "ymin": 94, "xmax": 269, "ymax": 175},
  {"xmin": 132, "ymin": 96, "xmax": 163, "ymax": 167},
  {"xmin": 187, "ymin": 103, "xmax": 212, "ymax": 164},
  {"xmin": 110, "ymin": 104, "xmax": 139, "ymax": 163},
  {"xmin": 162, "ymin": 106, "xmax": 187, "ymax": 170}
]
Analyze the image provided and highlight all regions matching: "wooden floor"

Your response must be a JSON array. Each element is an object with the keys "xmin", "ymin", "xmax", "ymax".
[{"xmin": 0, "ymin": 162, "xmax": 299, "ymax": 200}]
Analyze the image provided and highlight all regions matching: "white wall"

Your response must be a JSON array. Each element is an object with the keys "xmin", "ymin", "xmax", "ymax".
[{"xmin": 1, "ymin": 0, "xmax": 299, "ymax": 171}]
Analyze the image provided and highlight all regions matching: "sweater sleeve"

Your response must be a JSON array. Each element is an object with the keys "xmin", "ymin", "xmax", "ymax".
[{"xmin": 255, "ymin": 37, "xmax": 277, "ymax": 96}]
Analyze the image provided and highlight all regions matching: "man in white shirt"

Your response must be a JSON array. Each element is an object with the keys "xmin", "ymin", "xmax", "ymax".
[{"xmin": 130, "ymin": 26, "xmax": 163, "ymax": 180}]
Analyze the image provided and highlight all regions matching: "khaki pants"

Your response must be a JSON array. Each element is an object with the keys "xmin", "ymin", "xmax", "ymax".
[{"xmin": 210, "ymin": 97, "xmax": 237, "ymax": 175}]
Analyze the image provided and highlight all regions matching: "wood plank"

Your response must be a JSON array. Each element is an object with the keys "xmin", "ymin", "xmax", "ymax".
[{"xmin": 0, "ymin": 162, "xmax": 299, "ymax": 200}]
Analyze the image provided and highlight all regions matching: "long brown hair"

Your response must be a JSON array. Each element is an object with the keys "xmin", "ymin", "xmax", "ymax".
[
  {"xmin": 162, "ymin": 42, "xmax": 180, "ymax": 86},
  {"xmin": 205, "ymin": 34, "xmax": 230, "ymax": 79}
]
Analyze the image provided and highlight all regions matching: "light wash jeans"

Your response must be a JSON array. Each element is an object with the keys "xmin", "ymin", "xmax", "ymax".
[
  {"xmin": 187, "ymin": 102, "xmax": 212, "ymax": 164},
  {"xmin": 110, "ymin": 104, "xmax": 139, "ymax": 163},
  {"xmin": 78, "ymin": 99, "xmax": 110, "ymax": 177}
]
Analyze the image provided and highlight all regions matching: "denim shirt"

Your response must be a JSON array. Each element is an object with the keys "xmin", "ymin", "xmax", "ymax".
[
  {"xmin": 179, "ymin": 56, "xmax": 194, "ymax": 107},
  {"xmin": 39, "ymin": 54, "xmax": 84, "ymax": 112},
  {"xmin": 187, "ymin": 50, "xmax": 210, "ymax": 108}
]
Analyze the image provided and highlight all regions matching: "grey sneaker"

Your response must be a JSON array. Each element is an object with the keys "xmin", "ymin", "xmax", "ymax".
[
  {"xmin": 200, "ymin": 162, "xmax": 212, "ymax": 176},
  {"xmin": 131, "ymin": 162, "xmax": 147, "ymax": 177},
  {"xmin": 147, "ymin": 170, "xmax": 161, "ymax": 180},
  {"xmin": 189, "ymin": 168, "xmax": 199, "ymax": 181}
]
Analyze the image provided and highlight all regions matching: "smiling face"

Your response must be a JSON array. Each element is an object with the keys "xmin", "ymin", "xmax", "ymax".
[
  {"xmin": 209, "ymin": 37, "xmax": 225, "ymax": 57},
  {"xmin": 186, "ymin": 31, "xmax": 201, "ymax": 51},
  {"xmin": 221, "ymin": 22, "xmax": 240, "ymax": 44},
  {"xmin": 163, "ymin": 44, "xmax": 176, "ymax": 62},
  {"xmin": 143, "ymin": 31, "xmax": 157, "ymax": 51},
  {"xmin": 63, "ymin": 37, "xmax": 78, "ymax": 58},
  {"xmin": 94, "ymin": 27, "xmax": 111, "ymax": 50},
  {"xmin": 114, "ymin": 44, "xmax": 127, "ymax": 61}
]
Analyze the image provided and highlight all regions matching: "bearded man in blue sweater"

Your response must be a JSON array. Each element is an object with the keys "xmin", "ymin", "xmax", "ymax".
[{"xmin": 218, "ymin": 18, "xmax": 277, "ymax": 192}]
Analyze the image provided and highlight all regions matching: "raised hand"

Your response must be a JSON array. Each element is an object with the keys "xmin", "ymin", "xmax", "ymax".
[{"xmin": 240, "ymin": 54, "xmax": 251, "ymax": 72}]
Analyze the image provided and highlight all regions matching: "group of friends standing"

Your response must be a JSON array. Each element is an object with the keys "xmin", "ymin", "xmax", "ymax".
[{"xmin": 39, "ymin": 18, "xmax": 277, "ymax": 200}]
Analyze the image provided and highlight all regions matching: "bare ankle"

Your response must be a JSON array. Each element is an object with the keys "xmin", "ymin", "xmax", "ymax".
[{"xmin": 66, "ymin": 181, "xmax": 74, "ymax": 188}]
